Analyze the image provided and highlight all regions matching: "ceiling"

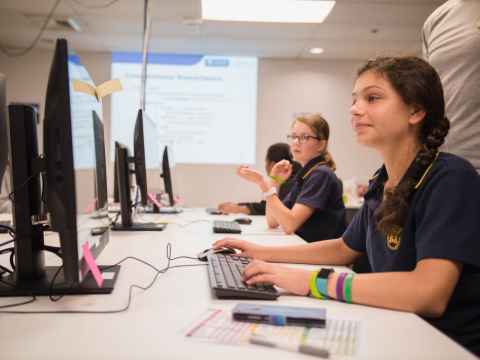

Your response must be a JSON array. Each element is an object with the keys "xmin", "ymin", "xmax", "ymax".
[{"xmin": 0, "ymin": 0, "xmax": 445, "ymax": 60}]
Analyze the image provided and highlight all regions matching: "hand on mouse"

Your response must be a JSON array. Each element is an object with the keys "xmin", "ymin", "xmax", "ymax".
[{"xmin": 213, "ymin": 238, "xmax": 268, "ymax": 260}]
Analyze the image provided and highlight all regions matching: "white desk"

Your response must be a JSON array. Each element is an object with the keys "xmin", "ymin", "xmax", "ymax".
[{"xmin": 0, "ymin": 209, "xmax": 476, "ymax": 359}]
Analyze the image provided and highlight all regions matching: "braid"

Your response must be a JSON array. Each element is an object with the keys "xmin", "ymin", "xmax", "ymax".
[{"xmin": 358, "ymin": 57, "xmax": 450, "ymax": 237}]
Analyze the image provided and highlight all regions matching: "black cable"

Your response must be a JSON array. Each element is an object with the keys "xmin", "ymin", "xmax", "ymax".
[
  {"xmin": 8, "ymin": 173, "xmax": 37, "ymax": 202},
  {"xmin": 70, "ymin": 0, "xmax": 120, "ymax": 9},
  {"xmin": 0, "ymin": 224, "xmax": 15, "ymax": 236},
  {"xmin": 0, "ymin": 239, "xmax": 14, "ymax": 248},
  {"xmin": 0, "ymin": 296, "xmax": 36, "ymax": 309},
  {"xmin": 0, "ymin": 264, "xmax": 12, "ymax": 274},
  {"xmin": 0, "ymin": 242, "xmax": 206, "ymax": 314},
  {"xmin": 0, "ymin": 0, "xmax": 62, "ymax": 57}
]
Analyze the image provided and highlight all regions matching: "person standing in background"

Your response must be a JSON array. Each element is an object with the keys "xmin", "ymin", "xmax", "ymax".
[{"xmin": 422, "ymin": 0, "xmax": 480, "ymax": 172}]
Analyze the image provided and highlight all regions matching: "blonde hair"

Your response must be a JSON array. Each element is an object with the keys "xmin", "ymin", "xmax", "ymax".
[{"xmin": 292, "ymin": 113, "xmax": 336, "ymax": 171}]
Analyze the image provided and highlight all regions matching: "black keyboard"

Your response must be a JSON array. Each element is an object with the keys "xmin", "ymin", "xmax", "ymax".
[
  {"xmin": 206, "ymin": 253, "xmax": 279, "ymax": 300},
  {"xmin": 213, "ymin": 220, "xmax": 241, "ymax": 234}
]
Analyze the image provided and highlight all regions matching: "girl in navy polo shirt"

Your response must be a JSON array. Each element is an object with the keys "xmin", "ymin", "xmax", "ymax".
[
  {"xmin": 215, "ymin": 57, "xmax": 480, "ymax": 355},
  {"xmin": 236, "ymin": 114, "xmax": 346, "ymax": 242}
]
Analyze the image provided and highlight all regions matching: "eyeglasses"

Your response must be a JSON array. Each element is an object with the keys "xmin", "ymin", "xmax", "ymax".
[{"xmin": 286, "ymin": 134, "xmax": 321, "ymax": 144}]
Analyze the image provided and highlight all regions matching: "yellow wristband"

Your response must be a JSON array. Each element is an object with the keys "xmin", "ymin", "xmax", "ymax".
[
  {"xmin": 309, "ymin": 270, "xmax": 324, "ymax": 299},
  {"xmin": 269, "ymin": 175, "xmax": 285, "ymax": 185}
]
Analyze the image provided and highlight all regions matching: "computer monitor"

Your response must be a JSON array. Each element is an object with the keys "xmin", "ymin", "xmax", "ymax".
[
  {"xmin": 0, "ymin": 74, "xmax": 8, "ymax": 192},
  {"xmin": 92, "ymin": 110, "xmax": 108, "ymax": 213},
  {"xmin": 111, "ymin": 141, "xmax": 165, "ymax": 232},
  {"xmin": 0, "ymin": 39, "xmax": 120, "ymax": 297},
  {"xmin": 161, "ymin": 146, "xmax": 174, "ymax": 207},
  {"xmin": 133, "ymin": 109, "xmax": 148, "ymax": 206}
]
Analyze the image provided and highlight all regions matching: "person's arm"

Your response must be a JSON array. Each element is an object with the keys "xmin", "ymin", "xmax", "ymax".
[
  {"xmin": 214, "ymin": 237, "xmax": 361, "ymax": 265},
  {"xmin": 264, "ymin": 195, "xmax": 313, "ymax": 234},
  {"xmin": 326, "ymin": 258, "xmax": 462, "ymax": 317},
  {"xmin": 217, "ymin": 202, "xmax": 251, "ymax": 215},
  {"xmin": 239, "ymin": 201, "xmax": 266, "ymax": 216}
]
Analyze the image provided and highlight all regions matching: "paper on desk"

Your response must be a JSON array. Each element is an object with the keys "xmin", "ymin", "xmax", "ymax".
[
  {"xmin": 72, "ymin": 79, "xmax": 122, "ymax": 101},
  {"xmin": 184, "ymin": 308, "xmax": 360, "ymax": 357}
]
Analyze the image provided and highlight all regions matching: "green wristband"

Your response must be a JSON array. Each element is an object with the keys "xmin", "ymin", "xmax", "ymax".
[
  {"xmin": 309, "ymin": 270, "xmax": 324, "ymax": 299},
  {"xmin": 269, "ymin": 175, "xmax": 285, "ymax": 185},
  {"xmin": 344, "ymin": 273, "xmax": 354, "ymax": 304}
]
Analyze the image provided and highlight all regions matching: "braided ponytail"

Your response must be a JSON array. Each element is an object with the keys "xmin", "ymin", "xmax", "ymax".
[{"xmin": 357, "ymin": 57, "xmax": 450, "ymax": 236}]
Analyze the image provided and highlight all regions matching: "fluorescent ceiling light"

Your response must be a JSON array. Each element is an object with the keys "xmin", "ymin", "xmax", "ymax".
[
  {"xmin": 309, "ymin": 47, "xmax": 324, "ymax": 54},
  {"xmin": 201, "ymin": 0, "xmax": 336, "ymax": 23}
]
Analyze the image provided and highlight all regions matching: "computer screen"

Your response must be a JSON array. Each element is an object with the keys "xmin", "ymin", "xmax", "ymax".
[
  {"xmin": 43, "ymin": 38, "xmax": 119, "ymax": 294},
  {"xmin": 112, "ymin": 141, "xmax": 165, "ymax": 231},
  {"xmin": 0, "ymin": 74, "xmax": 8, "ymax": 192},
  {"xmin": 161, "ymin": 146, "xmax": 174, "ymax": 206},
  {"xmin": 92, "ymin": 110, "xmax": 108, "ymax": 213},
  {"xmin": 133, "ymin": 109, "xmax": 148, "ymax": 206},
  {"xmin": 114, "ymin": 141, "xmax": 133, "ymax": 227}
]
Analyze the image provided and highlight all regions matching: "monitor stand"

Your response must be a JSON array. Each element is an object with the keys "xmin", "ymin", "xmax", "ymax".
[
  {"xmin": 0, "ymin": 265, "xmax": 121, "ymax": 296},
  {"xmin": 111, "ymin": 222, "xmax": 166, "ymax": 231}
]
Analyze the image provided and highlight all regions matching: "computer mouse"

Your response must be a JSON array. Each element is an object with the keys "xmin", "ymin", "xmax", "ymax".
[
  {"xmin": 197, "ymin": 247, "xmax": 237, "ymax": 261},
  {"xmin": 234, "ymin": 217, "xmax": 252, "ymax": 225}
]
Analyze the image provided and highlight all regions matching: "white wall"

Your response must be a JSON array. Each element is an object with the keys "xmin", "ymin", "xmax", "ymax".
[{"xmin": 0, "ymin": 49, "xmax": 382, "ymax": 209}]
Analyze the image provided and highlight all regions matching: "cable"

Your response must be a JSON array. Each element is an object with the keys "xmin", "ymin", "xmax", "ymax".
[
  {"xmin": 0, "ymin": 243, "xmax": 206, "ymax": 314},
  {"xmin": 0, "ymin": 0, "xmax": 62, "ymax": 57},
  {"xmin": 0, "ymin": 296, "xmax": 36, "ymax": 309},
  {"xmin": 70, "ymin": 0, "xmax": 120, "ymax": 9},
  {"xmin": 0, "ymin": 239, "xmax": 14, "ymax": 248},
  {"xmin": 8, "ymin": 173, "xmax": 37, "ymax": 202},
  {"xmin": 0, "ymin": 224, "xmax": 15, "ymax": 236}
]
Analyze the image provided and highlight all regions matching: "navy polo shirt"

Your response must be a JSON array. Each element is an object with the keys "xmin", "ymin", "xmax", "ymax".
[
  {"xmin": 343, "ymin": 152, "xmax": 480, "ymax": 354},
  {"xmin": 282, "ymin": 155, "xmax": 346, "ymax": 242}
]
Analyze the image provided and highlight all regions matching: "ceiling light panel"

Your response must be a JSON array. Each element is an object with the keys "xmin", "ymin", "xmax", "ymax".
[{"xmin": 201, "ymin": 0, "xmax": 336, "ymax": 23}]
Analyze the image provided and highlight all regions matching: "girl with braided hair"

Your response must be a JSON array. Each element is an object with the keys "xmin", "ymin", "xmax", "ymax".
[{"xmin": 214, "ymin": 56, "xmax": 480, "ymax": 355}]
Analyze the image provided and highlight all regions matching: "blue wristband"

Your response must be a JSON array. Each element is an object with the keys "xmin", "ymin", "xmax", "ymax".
[{"xmin": 315, "ymin": 277, "xmax": 329, "ymax": 299}]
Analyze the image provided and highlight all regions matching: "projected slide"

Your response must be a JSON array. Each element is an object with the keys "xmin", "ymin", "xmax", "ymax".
[
  {"xmin": 68, "ymin": 55, "xmax": 103, "ymax": 169},
  {"xmin": 110, "ymin": 53, "xmax": 257, "ymax": 167}
]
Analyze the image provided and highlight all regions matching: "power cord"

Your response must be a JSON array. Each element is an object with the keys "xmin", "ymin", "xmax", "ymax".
[{"xmin": 0, "ymin": 242, "xmax": 206, "ymax": 314}]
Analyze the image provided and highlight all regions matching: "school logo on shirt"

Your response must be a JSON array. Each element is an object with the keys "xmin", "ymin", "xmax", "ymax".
[{"xmin": 386, "ymin": 226, "xmax": 402, "ymax": 251}]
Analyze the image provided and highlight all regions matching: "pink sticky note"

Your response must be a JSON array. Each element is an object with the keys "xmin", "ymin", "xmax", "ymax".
[
  {"xmin": 82, "ymin": 242, "xmax": 104, "ymax": 287},
  {"xmin": 84, "ymin": 199, "xmax": 96, "ymax": 214},
  {"xmin": 148, "ymin": 192, "xmax": 163, "ymax": 208}
]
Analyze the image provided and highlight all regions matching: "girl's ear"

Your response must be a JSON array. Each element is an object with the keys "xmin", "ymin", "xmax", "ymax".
[{"xmin": 409, "ymin": 107, "xmax": 426, "ymax": 125}]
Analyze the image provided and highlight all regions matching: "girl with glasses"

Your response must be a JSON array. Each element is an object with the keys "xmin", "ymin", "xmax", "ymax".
[{"xmin": 236, "ymin": 113, "xmax": 346, "ymax": 242}]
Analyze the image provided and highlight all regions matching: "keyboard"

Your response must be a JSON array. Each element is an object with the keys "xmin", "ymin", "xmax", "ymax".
[
  {"xmin": 213, "ymin": 220, "xmax": 241, "ymax": 234},
  {"xmin": 206, "ymin": 253, "xmax": 279, "ymax": 300}
]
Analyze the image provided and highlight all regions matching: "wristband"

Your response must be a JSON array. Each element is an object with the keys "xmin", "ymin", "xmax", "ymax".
[
  {"xmin": 336, "ymin": 272, "xmax": 348, "ymax": 301},
  {"xmin": 309, "ymin": 270, "xmax": 324, "ymax": 299},
  {"xmin": 269, "ymin": 175, "xmax": 285, "ymax": 185},
  {"xmin": 344, "ymin": 273, "xmax": 353, "ymax": 304},
  {"xmin": 315, "ymin": 268, "xmax": 334, "ymax": 299},
  {"xmin": 262, "ymin": 186, "xmax": 277, "ymax": 200}
]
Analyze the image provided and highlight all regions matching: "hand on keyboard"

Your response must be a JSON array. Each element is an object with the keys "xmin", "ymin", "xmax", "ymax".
[{"xmin": 242, "ymin": 259, "xmax": 311, "ymax": 296}]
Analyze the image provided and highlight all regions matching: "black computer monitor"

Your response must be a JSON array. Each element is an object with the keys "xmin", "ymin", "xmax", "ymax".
[
  {"xmin": 161, "ymin": 146, "xmax": 175, "ymax": 207},
  {"xmin": 0, "ymin": 39, "xmax": 120, "ymax": 297},
  {"xmin": 133, "ymin": 109, "xmax": 148, "ymax": 206},
  {"xmin": 0, "ymin": 74, "xmax": 8, "ymax": 192},
  {"xmin": 92, "ymin": 110, "xmax": 108, "ymax": 213},
  {"xmin": 112, "ymin": 141, "xmax": 165, "ymax": 232}
]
